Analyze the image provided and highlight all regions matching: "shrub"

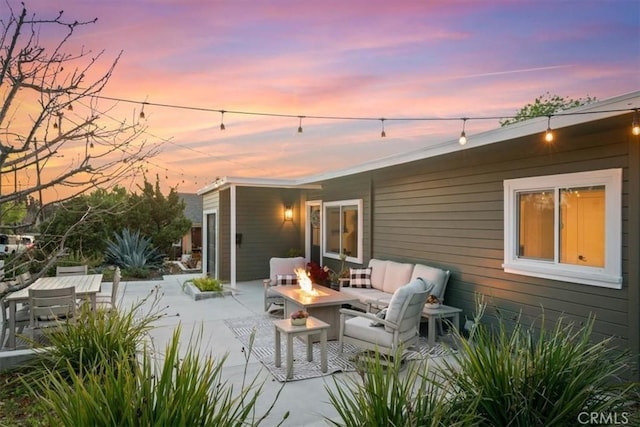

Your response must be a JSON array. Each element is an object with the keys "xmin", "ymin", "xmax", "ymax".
[
  {"xmin": 104, "ymin": 228, "xmax": 163, "ymax": 269},
  {"xmin": 188, "ymin": 277, "xmax": 223, "ymax": 292},
  {"xmin": 442, "ymin": 305, "xmax": 637, "ymax": 427},
  {"xmin": 34, "ymin": 328, "xmax": 285, "ymax": 426},
  {"xmin": 25, "ymin": 286, "xmax": 166, "ymax": 381},
  {"xmin": 325, "ymin": 348, "xmax": 480, "ymax": 426}
]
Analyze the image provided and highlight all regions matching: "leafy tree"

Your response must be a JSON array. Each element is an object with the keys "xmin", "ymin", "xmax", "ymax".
[
  {"xmin": 0, "ymin": 200, "xmax": 26, "ymax": 226},
  {"xmin": 500, "ymin": 92, "xmax": 596, "ymax": 126},
  {"xmin": 124, "ymin": 175, "xmax": 191, "ymax": 256},
  {"xmin": 38, "ymin": 187, "xmax": 129, "ymax": 258}
]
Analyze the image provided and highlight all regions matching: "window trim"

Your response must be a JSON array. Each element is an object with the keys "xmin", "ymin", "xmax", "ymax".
[
  {"xmin": 322, "ymin": 199, "xmax": 363, "ymax": 264},
  {"xmin": 503, "ymin": 168, "xmax": 622, "ymax": 289}
]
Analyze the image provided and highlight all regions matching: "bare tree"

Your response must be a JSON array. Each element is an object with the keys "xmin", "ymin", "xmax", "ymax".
[{"xmin": 0, "ymin": 3, "xmax": 157, "ymax": 229}]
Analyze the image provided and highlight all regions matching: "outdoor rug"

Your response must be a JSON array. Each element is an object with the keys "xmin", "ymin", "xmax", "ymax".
[{"xmin": 224, "ymin": 314, "xmax": 454, "ymax": 382}]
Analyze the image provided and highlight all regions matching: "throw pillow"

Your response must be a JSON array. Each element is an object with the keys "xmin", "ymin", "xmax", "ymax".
[
  {"xmin": 370, "ymin": 308, "xmax": 387, "ymax": 327},
  {"xmin": 275, "ymin": 274, "xmax": 298, "ymax": 286},
  {"xmin": 350, "ymin": 267, "xmax": 372, "ymax": 288}
]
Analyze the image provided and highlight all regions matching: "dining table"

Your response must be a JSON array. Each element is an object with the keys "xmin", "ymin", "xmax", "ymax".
[{"xmin": 5, "ymin": 274, "xmax": 103, "ymax": 349}]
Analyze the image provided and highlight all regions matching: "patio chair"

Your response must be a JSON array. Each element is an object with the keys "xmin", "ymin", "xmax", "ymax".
[
  {"xmin": 1, "ymin": 283, "xmax": 30, "ymax": 349},
  {"xmin": 263, "ymin": 256, "xmax": 305, "ymax": 312},
  {"xmin": 56, "ymin": 265, "xmax": 88, "ymax": 276},
  {"xmin": 339, "ymin": 278, "xmax": 431, "ymax": 363},
  {"xmin": 95, "ymin": 267, "xmax": 120, "ymax": 311},
  {"xmin": 28, "ymin": 286, "xmax": 76, "ymax": 341}
]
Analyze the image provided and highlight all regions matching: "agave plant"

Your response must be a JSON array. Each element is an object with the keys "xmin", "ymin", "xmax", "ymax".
[{"xmin": 104, "ymin": 228, "xmax": 163, "ymax": 269}]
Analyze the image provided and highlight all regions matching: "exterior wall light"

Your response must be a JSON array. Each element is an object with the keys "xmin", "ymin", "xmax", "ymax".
[{"xmin": 284, "ymin": 205, "xmax": 294, "ymax": 222}]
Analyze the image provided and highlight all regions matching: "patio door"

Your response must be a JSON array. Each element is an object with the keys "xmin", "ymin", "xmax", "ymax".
[
  {"xmin": 206, "ymin": 212, "xmax": 217, "ymax": 278},
  {"xmin": 305, "ymin": 201, "xmax": 322, "ymax": 265}
]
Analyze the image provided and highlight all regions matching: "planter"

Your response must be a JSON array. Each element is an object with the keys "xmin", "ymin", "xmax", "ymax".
[
  {"xmin": 182, "ymin": 281, "xmax": 232, "ymax": 301},
  {"xmin": 290, "ymin": 317, "xmax": 307, "ymax": 326}
]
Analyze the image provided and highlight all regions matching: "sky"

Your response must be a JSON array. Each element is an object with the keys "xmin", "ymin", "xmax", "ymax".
[{"xmin": 7, "ymin": 0, "xmax": 640, "ymax": 194}]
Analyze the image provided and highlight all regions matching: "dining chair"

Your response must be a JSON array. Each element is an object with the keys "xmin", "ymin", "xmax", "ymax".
[
  {"xmin": 96, "ymin": 267, "xmax": 120, "ymax": 311},
  {"xmin": 56, "ymin": 265, "xmax": 88, "ymax": 276},
  {"xmin": 1, "ymin": 293, "xmax": 30, "ymax": 349},
  {"xmin": 28, "ymin": 286, "xmax": 76, "ymax": 341}
]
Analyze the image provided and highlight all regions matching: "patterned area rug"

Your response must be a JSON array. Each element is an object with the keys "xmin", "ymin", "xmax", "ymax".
[{"xmin": 224, "ymin": 314, "xmax": 453, "ymax": 382}]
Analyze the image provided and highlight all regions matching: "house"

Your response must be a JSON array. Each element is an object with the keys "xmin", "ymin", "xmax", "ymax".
[
  {"xmin": 198, "ymin": 91, "xmax": 640, "ymax": 380},
  {"xmin": 178, "ymin": 193, "xmax": 203, "ymax": 263}
]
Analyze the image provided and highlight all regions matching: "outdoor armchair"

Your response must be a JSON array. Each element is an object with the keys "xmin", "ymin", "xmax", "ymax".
[
  {"xmin": 339, "ymin": 278, "xmax": 431, "ymax": 361},
  {"xmin": 28, "ymin": 286, "xmax": 76, "ymax": 342},
  {"xmin": 263, "ymin": 256, "xmax": 305, "ymax": 312}
]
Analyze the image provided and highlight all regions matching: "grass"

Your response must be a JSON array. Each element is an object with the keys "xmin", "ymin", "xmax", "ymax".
[
  {"xmin": 0, "ymin": 367, "xmax": 48, "ymax": 426},
  {"xmin": 187, "ymin": 276, "xmax": 223, "ymax": 292}
]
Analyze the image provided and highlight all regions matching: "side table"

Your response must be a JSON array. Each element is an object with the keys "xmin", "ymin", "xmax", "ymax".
[
  {"xmin": 421, "ymin": 304, "xmax": 463, "ymax": 346},
  {"xmin": 273, "ymin": 316, "xmax": 329, "ymax": 380}
]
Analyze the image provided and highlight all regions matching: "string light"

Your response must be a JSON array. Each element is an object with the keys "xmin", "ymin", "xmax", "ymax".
[
  {"xmin": 220, "ymin": 110, "xmax": 226, "ymax": 130},
  {"xmin": 544, "ymin": 116, "xmax": 554, "ymax": 142},
  {"xmin": 632, "ymin": 109, "xmax": 640, "ymax": 136},
  {"xmin": 139, "ymin": 102, "xmax": 146, "ymax": 119},
  {"xmin": 380, "ymin": 119, "xmax": 386, "ymax": 138},
  {"xmin": 458, "ymin": 118, "xmax": 468, "ymax": 145},
  {"xmin": 297, "ymin": 116, "xmax": 304, "ymax": 133}
]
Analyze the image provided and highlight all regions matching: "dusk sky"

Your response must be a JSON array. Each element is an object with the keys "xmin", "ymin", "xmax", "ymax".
[{"xmin": 13, "ymin": 0, "xmax": 640, "ymax": 194}]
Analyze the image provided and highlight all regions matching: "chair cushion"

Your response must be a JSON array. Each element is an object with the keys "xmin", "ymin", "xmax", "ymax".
[
  {"xmin": 410, "ymin": 264, "xmax": 450, "ymax": 303},
  {"xmin": 269, "ymin": 257, "xmax": 305, "ymax": 284},
  {"xmin": 381, "ymin": 261, "xmax": 414, "ymax": 294},
  {"xmin": 384, "ymin": 278, "xmax": 430, "ymax": 331},
  {"xmin": 275, "ymin": 274, "xmax": 298, "ymax": 286},
  {"xmin": 345, "ymin": 316, "xmax": 417, "ymax": 348},
  {"xmin": 350, "ymin": 267, "xmax": 372, "ymax": 288}
]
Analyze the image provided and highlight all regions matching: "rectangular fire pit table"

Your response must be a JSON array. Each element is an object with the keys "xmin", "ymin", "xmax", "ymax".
[
  {"xmin": 274, "ymin": 316, "xmax": 329, "ymax": 380},
  {"xmin": 271, "ymin": 285, "xmax": 358, "ymax": 341}
]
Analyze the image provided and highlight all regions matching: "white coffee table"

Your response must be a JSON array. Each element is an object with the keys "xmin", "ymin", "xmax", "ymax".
[{"xmin": 273, "ymin": 316, "xmax": 329, "ymax": 380}]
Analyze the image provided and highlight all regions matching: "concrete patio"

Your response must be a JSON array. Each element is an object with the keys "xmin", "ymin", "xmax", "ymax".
[{"xmin": 1, "ymin": 273, "xmax": 456, "ymax": 427}]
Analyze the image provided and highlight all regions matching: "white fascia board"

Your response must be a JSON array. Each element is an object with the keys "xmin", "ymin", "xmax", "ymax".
[{"xmin": 197, "ymin": 176, "xmax": 321, "ymax": 195}]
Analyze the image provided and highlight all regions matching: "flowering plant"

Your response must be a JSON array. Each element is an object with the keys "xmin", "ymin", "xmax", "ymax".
[
  {"xmin": 306, "ymin": 261, "xmax": 330, "ymax": 284},
  {"xmin": 426, "ymin": 294, "xmax": 440, "ymax": 304},
  {"xmin": 290, "ymin": 310, "xmax": 309, "ymax": 320}
]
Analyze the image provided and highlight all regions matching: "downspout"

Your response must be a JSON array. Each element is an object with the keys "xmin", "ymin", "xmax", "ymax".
[{"xmin": 230, "ymin": 184, "xmax": 237, "ymax": 289}]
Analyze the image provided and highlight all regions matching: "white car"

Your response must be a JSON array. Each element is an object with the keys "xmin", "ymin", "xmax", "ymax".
[{"xmin": 0, "ymin": 234, "xmax": 32, "ymax": 257}]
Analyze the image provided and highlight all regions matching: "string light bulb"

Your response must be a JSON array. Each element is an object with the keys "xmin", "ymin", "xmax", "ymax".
[
  {"xmin": 632, "ymin": 109, "xmax": 640, "ymax": 136},
  {"xmin": 459, "ymin": 118, "xmax": 468, "ymax": 145},
  {"xmin": 220, "ymin": 110, "xmax": 226, "ymax": 130},
  {"xmin": 297, "ymin": 116, "xmax": 304, "ymax": 133},
  {"xmin": 544, "ymin": 116, "xmax": 554, "ymax": 142},
  {"xmin": 380, "ymin": 118, "xmax": 386, "ymax": 138},
  {"xmin": 139, "ymin": 102, "xmax": 146, "ymax": 119}
]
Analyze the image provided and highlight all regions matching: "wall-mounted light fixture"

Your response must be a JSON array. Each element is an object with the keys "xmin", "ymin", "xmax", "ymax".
[{"xmin": 284, "ymin": 205, "xmax": 294, "ymax": 222}]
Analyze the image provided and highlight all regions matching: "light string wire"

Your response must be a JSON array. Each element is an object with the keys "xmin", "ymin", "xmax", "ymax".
[{"xmin": 80, "ymin": 93, "xmax": 637, "ymax": 123}]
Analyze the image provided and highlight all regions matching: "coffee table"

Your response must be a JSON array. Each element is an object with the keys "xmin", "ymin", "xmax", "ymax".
[
  {"xmin": 271, "ymin": 285, "xmax": 358, "ymax": 340},
  {"xmin": 273, "ymin": 316, "xmax": 329, "ymax": 380}
]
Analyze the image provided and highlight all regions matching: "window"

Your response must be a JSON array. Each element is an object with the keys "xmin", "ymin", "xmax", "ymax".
[
  {"xmin": 503, "ymin": 169, "xmax": 622, "ymax": 289},
  {"xmin": 323, "ymin": 199, "xmax": 363, "ymax": 263}
]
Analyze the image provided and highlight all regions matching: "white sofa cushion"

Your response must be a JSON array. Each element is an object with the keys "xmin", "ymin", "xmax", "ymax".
[
  {"xmin": 368, "ymin": 259, "xmax": 387, "ymax": 291},
  {"xmin": 381, "ymin": 261, "xmax": 414, "ymax": 294},
  {"xmin": 410, "ymin": 263, "xmax": 450, "ymax": 303}
]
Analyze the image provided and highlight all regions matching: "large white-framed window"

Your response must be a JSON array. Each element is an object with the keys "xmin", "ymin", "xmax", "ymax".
[
  {"xmin": 323, "ymin": 199, "xmax": 363, "ymax": 264},
  {"xmin": 503, "ymin": 168, "xmax": 622, "ymax": 289}
]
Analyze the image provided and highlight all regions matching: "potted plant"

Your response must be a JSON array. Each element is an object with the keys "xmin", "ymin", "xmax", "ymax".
[{"xmin": 290, "ymin": 310, "xmax": 309, "ymax": 326}]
